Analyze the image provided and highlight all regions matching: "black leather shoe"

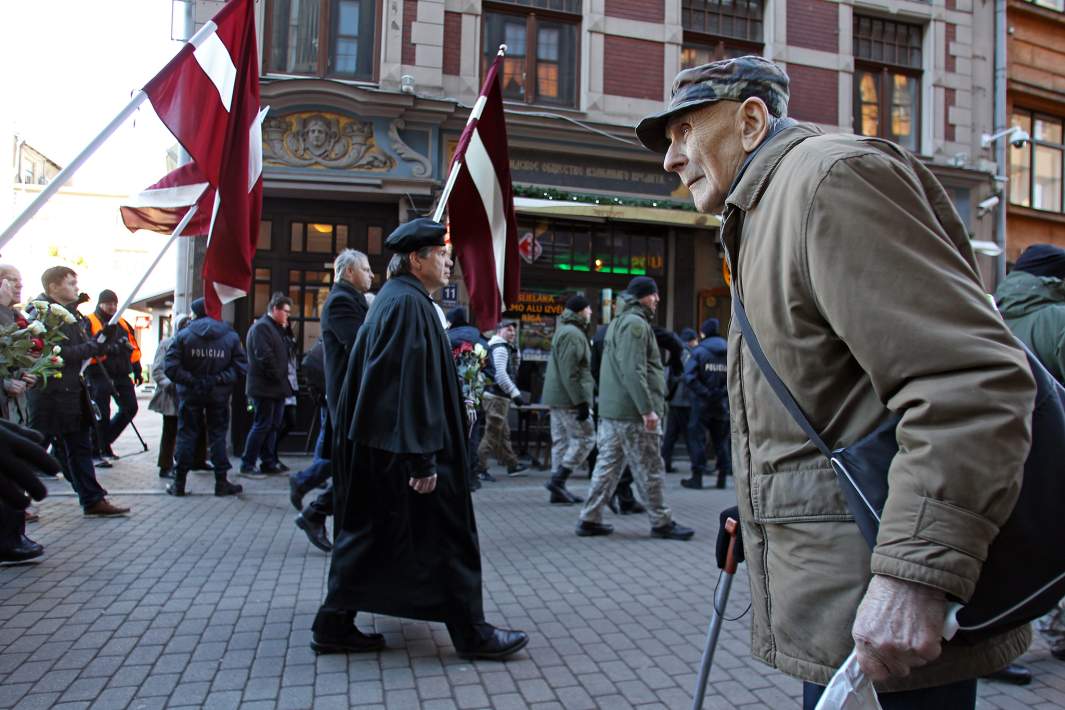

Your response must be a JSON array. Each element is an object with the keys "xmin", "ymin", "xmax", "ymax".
[
  {"xmin": 545, "ymin": 481, "xmax": 582, "ymax": 504},
  {"xmin": 311, "ymin": 626, "xmax": 385, "ymax": 654},
  {"xmin": 680, "ymin": 478, "xmax": 704, "ymax": 490},
  {"xmin": 576, "ymin": 521, "xmax": 614, "ymax": 537},
  {"xmin": 296, "ymin": 514, "xmax": 332, "ymax": 552},
  {"xmin": 0, "ymin": 536, "xmax": 44, "ymax": 563},
  {"xmin": 289, "ymin": 478, "xmax": 305, "ymax": 511},
  {"xmin": 983, "ymin": 663, "xmax": 1032, "ymax": 685},
  {"xmin": 260, "ymin": 463, "xmax": 284, "ymax": 475},
  {"xmin": 159, "ymin": 468, "xmax": 174, "ymax": 479},
  {"xmin": 455, "ymin": 626, "xmax": 529, "ymax": 660},
  {"xmin": 651, "ymin": 521, "xmax": 695, "ymax": 541},
  {"xmin": 619, "ymin": 500, "xmax": 646, "ymax": 515}
]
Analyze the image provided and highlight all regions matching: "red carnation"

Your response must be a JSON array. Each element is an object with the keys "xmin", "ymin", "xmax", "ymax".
[{"xmin": 31, "ymin": 337, "xmax": 44, "ymax": 351}]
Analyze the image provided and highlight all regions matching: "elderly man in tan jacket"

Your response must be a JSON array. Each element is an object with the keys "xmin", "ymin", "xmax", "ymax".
[{"xmin": 636, "ymin": 56, "xmax": 1036, "ymax": 708}]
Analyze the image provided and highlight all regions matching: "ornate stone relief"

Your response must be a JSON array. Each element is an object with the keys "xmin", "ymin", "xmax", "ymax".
[
  {"xmin": 387, "ymin": 119, "xmax": 432, "ymax": 177},
  {"xmin": 262, "ymin": 112, "xmax": 395, "ymax": 170}
]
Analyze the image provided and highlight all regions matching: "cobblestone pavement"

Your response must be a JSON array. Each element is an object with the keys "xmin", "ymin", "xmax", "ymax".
[{"xmin": 1, "ymin": 402, "xmax": 1063, "ymax": 709}]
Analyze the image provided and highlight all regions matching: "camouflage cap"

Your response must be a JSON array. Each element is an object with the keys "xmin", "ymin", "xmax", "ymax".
[{"xmin": 635, "ymin": 55, "xmax": 790, "ymax": 153}]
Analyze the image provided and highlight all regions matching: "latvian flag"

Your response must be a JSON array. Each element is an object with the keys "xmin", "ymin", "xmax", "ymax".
[
  {"xmin": 444, "ymin": 49, "xmax": 521, "ymax": 330},
  {"xmin": 120, "ymin": 162, "xmax": 214, "ymax": 237}
]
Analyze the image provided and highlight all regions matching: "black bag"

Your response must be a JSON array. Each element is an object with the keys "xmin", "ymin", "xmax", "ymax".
[
  {"xmin": 732, "ymin": 285, "xmax": 1065, "ymax": 644},
  {"xmin": 301, "ymin": 339, "xmax": 326, "ymax": 395}
]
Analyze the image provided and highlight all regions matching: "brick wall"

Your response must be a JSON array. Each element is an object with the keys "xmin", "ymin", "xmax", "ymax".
[
  {"xmin": 945, "ymin": 88, "xmax": 956, "ymax": 142},
  {"xmin": 443, "ymin": 11, "xmax": 462, "ymax": 76},
  {"xmin": 603, "ymin": 36, "xmax": 664, "ymax": 101},
  {"xmin": 787, "ymin": 64, "xmax": 839, "ymax": 124},
  {"xmin": 604, "ymin": 0, "xmax": 664, "ymax": 23},
  {"xmin": 945, "ymin": 24, "xmax": 956, "ymax": 74},
  {"xmin": 402, "ymin": 0, "xmax": 418, "ymax": 65},
  {"xmin": 787, "ymin": 0, "xmax": 839, "ymax": 53}
]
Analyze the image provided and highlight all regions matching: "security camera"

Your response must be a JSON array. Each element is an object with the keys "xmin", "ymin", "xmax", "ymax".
[
  {"xmin": 978, "ymin": 195, "xmax": 1000, "ymax": 211},
  {"xmin": 981, "ymin": 125, "xmax": 1031, "ymax": 149},
  {"xmin": 1010, "ymin": 129, "xmax": 1031, "ymax": 148}
]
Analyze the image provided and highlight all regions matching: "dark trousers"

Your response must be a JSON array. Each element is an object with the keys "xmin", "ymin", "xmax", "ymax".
[
  {"xmin": 292, "ymin": 407, "xmax": 331, "ymax": 491},
  {"xmin": 157, "ymin": 415, "xmax": 178, "ymax": 470},
  {"xmin": 176, "ymin": 398, "xmax": 231, "ymax": 473},
  {"xmin": 47, "ymin": 429, "xmax": 107, "ymax": 509},
  {"xmin": 267, "ymin": 404, "xmax": 296, "ymax": 464},
  {"xmin": 0, "ymin": 501, "xmax": 26, "ymax": 550},
  {"xmin": 705, "ymin": 417, "xmax": 731, "ymax": 480},
  {"xmin": 241, "ymin": 397, "xmax": 284, "ymax": 468},
  {"xmin": 89, "ymin": 372, "xmax": 138, "ymax": 453},
  {"xmin": 661, "ymin": 406, "xmax": 691, "ymax": 467},
  {"xmin": 803, "ymin": 678, "xmax": 977, "ymax": 709}
]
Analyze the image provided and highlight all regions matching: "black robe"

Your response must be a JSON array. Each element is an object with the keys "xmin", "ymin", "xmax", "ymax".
[{"xmin": 325, "ymin": 274, "xmax": 484, "ymax": 625}]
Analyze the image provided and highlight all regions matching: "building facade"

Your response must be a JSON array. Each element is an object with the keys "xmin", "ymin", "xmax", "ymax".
[
  {"xmin": 190, "ymin": 0, "xmax": 1000, "ymax": 444},
  {"xmin": 1005, "ymin": 0, "xmax": 1065, "ymax": 259}
]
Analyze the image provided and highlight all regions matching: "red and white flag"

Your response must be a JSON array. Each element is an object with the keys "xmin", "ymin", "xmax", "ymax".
[
  {"xmin": 142, "ymin": 0, "xmax": 263, "ymax": 318},
  {"xmin": 444, "ymin": 51, "xmax": 520, "ymax": 329},
  {"xmin": 119, "ymin": 162, "xmax": 214, "ymax": 237}
]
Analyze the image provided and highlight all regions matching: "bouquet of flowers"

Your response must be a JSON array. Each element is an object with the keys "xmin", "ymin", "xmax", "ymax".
[
  {"xmin": 453, "ymin": 341, "xmax": 489, "ymax": 424},
  {"xmin": 0, "ymin": 301, "xmax": 73, "ymax": 388}
]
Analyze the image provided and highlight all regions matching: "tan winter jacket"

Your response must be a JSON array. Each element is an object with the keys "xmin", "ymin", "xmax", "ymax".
[{"xmin": 723, "ymin": 123, "xmax": 1035, "ymax": 690}]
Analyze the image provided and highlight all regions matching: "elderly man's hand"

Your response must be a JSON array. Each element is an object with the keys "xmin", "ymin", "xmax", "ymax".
[
  {"xmin": 852, "ymin": 575, "xmax": 946, "ymax": 681},
  {"xmin": 409, "ymin": 474, "xmax": 437, "ymax": 494}
]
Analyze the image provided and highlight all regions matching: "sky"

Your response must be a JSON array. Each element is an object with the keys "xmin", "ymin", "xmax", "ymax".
[{"xmin": 2, "ymin": 0, "xmax": 183, "ymax": 192}]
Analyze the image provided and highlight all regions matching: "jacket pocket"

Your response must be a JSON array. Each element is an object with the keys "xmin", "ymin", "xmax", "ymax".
[{"xmin": 751, "ymin": 465, "xmax": 855, "ymax": 523}]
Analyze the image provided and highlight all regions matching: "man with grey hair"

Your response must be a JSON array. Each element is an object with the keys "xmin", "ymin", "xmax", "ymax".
[
  {"xmin": 637, "ymin": 55, "xmax": 1034, "ymax": 706},
  {"xmin": 291, "ymin": 248, "xmax": 374, "ymax": 552}
]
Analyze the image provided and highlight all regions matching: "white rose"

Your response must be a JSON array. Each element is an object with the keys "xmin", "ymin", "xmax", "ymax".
[{"xmin": 27, "ymin": 320, "xmax": 46, "ymax": 335}]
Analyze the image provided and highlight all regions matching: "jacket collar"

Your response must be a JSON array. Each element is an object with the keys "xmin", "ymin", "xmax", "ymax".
[
  {"xmin": 333, "ymin": 277, "xmax": 366, "ymax": 301},
  {"xmin": 725, "ymin": 122, "xmax": 822, "ymax": 213},
  {"xmin": 618, "ymin": 293, "xmax": 653, "ymax": 322},
  {"xmin": 395, "ymin": 273, "xmax": 431, "ymax": 300}
]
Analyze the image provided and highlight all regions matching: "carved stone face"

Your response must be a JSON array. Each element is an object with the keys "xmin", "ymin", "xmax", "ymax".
[{"xmin": 305, "ymin": 117, "xmax": 330, "ymax": 155}]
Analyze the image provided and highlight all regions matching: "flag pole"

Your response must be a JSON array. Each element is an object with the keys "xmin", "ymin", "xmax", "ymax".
[
  {"xmin": 108, "ymin": 204, "xmax": 198, "ymax": 327},
  {"xmin": 432, "ymin": 44, "xmax": 507, "ymax": 223},
  {"xmin": 0, "ymin": 91, "xmax": 148, "ymax": 251}
]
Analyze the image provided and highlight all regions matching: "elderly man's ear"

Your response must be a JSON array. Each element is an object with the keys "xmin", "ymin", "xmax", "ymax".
[{"xmin": 738, "ymin": 97, "xmax": 772, "ymax": 153}]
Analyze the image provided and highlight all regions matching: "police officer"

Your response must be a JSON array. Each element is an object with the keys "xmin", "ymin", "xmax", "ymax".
[
  {"xmin": 683, "ymin": 318, "xmax": 730, "ymax": 489},
  {"xmin": 164, "ymin": 298, "xmax": 248, "ymax": 497}
]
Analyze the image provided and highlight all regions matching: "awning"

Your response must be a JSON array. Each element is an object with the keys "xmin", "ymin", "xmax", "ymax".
[{"xmin": 514, "ymin": 197, "xmax": 720, "ymax": 229}]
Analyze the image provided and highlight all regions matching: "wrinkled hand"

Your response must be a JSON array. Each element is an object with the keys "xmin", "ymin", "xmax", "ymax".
[
  {"xmin": 576, "ymin": 402, "xmax": 590, "ymax": 421},
  {"xmin": 4, "ymin": 379, "xmax": 26, "ymax": 397},
  {"xmin": 0, "ymin": 420, "xmax": 56, "ymax": 509},
  {"xmin": 642, "ymin": 411, "xmax": 659, "ymax": 433},
  {"xmin": 852, "ymin": 575, "xmax": 946, "ymax": 681},
  {"xmin": 409, "ymin": 473, "xmax": 438, "ymax": 494},
  {"xmin": 20, "ymin": 372, "xmax": 38, "ymax": 386}
]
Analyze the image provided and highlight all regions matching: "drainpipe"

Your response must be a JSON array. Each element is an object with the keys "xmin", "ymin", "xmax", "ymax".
[
  {"xmin": 172, "ymin": 0, "xmax": 196, "ymax": 316},
  {"xmin": 994, "ymin": 0, "xmax": 1008, "ymax": 285}
]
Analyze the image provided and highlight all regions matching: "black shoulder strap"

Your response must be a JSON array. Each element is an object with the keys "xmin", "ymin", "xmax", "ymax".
[{"xmin": 730, "ymin": 283, "xmax": 833, "ymax": 460}]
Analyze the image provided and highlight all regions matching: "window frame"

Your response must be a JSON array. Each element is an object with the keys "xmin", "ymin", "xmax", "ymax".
[
  {"xmin": 481, "ymin": 2, "xmax": 581, "ymax": 109},
  {"xmin": 1009, "ymin": 108, "xmax": 1065, "ymax": 213},
  {"xmin": 852, "ymin": 15, "xmax": 925, "ymax": 152},
  {"xmin": 263, "ymin": 0, "xmax": 382, "ymax": 82}
]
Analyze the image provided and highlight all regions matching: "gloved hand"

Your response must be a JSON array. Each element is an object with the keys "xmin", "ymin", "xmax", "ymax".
[
  {"xmin": 0, "ymin": 420, "xmax": 56, "ymax": 509},
  {"xmin": 576, "ymin": 402, "xmax": 590, "ymax": 421},
  {"xmin": 133, "ymin": 370, "xmax": 144, "ymax": 386},
  {"xmin": 715, "ymin": 505, "xmax": 745, "ymax": 569},
  {"xmin": 851, "ymin": 575, "xmax": 945, "ymax": 681},
  {"xmin": 511, "ymin": 392, "xmax": 527, "ymax": 406}
]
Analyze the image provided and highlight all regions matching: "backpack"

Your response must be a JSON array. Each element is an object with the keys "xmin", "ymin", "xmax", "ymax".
[{"xmin": 301, "ymin": 339, "xmax": 326, "ymax": 395}]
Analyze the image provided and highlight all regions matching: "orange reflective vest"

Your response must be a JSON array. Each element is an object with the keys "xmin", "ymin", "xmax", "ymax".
[{"xmin": 87, "ymin": 313, "xmax": 141, "ymax": 366}]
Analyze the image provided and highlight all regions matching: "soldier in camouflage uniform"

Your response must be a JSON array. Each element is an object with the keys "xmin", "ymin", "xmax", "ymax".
[
  {"xmin": 541, "ymin": 293, "xmax": 595, "ymax": 504},
  {"xmin": 576, "ymin": 277, "xmax": 694, "ymax": 540}
]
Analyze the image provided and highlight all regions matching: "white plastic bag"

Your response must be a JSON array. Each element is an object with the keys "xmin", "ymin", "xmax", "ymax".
[{"xmin": 814, "ymin": 649, "xmax": 883, "ymax": 710}]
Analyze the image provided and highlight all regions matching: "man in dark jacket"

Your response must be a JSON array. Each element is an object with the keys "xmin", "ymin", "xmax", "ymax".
[
  {"xmin": 27, "ymin": 266, "xmax": 130, "ymax": 517},
  {"xmin": 315, "ymin": 218, "xmax": 527, "ymax": 660},
  {"xmin": 85, "ymin": 289, "xmax": 141, "ymax": 463},
  {"xmin": 164, "ymin": 297, "xmax": 248, "ymax": 497},
  {"xmin": 661, "ymin": 327, "xmax": 697, "ymax": 472},
  {"xmin": 240, "ymin": 293, "xmax": 294, "ymax": 477},
  {"xmin": 292, "ymin": 250, "xmax": 374, "ymax": 552},
  {"xmin": 683, "ymin": 318, "xmax": 730, "ymax": 489}
]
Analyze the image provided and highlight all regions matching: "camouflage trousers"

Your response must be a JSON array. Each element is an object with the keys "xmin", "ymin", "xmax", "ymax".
[
  {"xmin": 578, "ymin": 418, "xmax": 671, "ymax": 528},
  {"xmin": 549, "ymin": 406, "xmax": 595, "ymax": 472},
  {"xmin": 477, "ymin": 393, "xmax": 518, "ymax": 469}
]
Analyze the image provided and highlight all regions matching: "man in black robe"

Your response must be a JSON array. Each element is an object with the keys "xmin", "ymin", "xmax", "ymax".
[{"xmin": 312, "ymin": 218, "xmax": 528, "ymax": 661}]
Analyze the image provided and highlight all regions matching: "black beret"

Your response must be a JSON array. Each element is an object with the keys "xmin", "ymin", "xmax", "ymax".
[
  {"xmin": 565, "ymin": 293, "xmax": 590, "ymax": 312},
  {"xmin": 1014, "ymin": 244, "xmax": 1065, "ymax": 280},
  {"xmin": 626, "ymin": 276, "xmax": 658, "ymax": 299},
  {"xmin": 385, "ymin": 217, "xmax": 447, "ymax": 253}
]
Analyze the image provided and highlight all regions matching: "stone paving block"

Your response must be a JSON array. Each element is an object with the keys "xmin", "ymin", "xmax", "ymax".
[
  {"xmin": 57, "ymin": 676, "xmax": 108, "ymax": 704},
  {"xmin": 132, "ymin": 672, "xmax": 180, "ymax": 697},
  {"xmin": 88, "ymin": 686, "xmax": 137, "ymax": 709},
  {"xmin": 11, "ymin": 690, "xmax": 63, "ymax": 710},
  {"xmin": 276, "ymin": 685, "xmax": 313, "ymax": 710}
]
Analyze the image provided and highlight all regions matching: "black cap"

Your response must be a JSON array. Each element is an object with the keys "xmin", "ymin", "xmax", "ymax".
[
  {"xmin": 700, "ymin": 318, "xmax": 720, "ymax": 338},
  {"xmin": 98, "ymin": 289, "xmax": 118, "ymax": 304},
  {"xmin": 384, "ymin": 218, "xmax": 447, "ymax": 253},
  {"xmin": 190, "ymin": 298, "xmax": 207, "ymax": 318},
  {"xmin": 446, "ymin": 306, "xmax": 468, "ymax": 327},
  {"xmin": 679, "ymin": 327, "xmax": 697, "ymax": 342},
  {"xmin": 626, "ymin": 276, "xmax": 658, "ymax": 299},
  {"xmin": 565, "ymin": 293, "xmax": 590, "ymax": 312},
  {"xmin": 1014, "ymin": 244, "xmax": 1065, "ymax": 280}
]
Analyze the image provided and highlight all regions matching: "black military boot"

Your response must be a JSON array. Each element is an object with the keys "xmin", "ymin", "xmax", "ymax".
[
  {"xmin": 681, "ymin": 468, "xmax": 705, "ymax": 490},
  {"xmin": 214, "ymin": 472, "xmax": 243, "ymax": 497},
  {"xmin": 545, "ymin": 466, "xmax": 583, "ymax": 504},
  {"xmin": 166, "ymin": 470, "xmax": 188, "ymax": 497}
]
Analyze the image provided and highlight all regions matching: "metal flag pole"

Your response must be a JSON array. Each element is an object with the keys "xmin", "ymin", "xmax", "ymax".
[
  {"xmin": 431, "ymin": 44, "xmax": 507, "ymax": 223},
  {"xmin": 108, "ymin": 203, "xmax": 200, "ymax": 327}
]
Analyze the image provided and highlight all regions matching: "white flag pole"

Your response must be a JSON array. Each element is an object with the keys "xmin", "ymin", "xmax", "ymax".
[
  {"xmin": 431, "ymin": 44, "xmax": 507, "ymax": 223},
  {"xmin": 108, "ymin": 204, "xmax": 199, "ymax": 327}
]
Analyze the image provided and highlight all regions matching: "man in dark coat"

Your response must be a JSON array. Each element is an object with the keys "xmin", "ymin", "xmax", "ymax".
[
  {"xmin": 27, "ymin": 266, "xmax": 130, "ymax": 517},
  {"xmin": 682, "ymin": 318, "xmax": 730, "ymax": 489},
  {"xmin": 239, "ymin": 293, "xmax": 294, "ymax": 476},
  {"xmin": 313, "ymin": 218, "xmax": 528, "ymax": 660},
  {"xmin": 292, "ymin": 249, "xmax": 374, "ymax": 552},
  {"xmin": 164, "ymin": 298, "xmax": 248, "ymax": 497}
]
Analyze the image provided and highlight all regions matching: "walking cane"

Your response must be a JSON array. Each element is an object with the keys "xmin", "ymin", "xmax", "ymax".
[
  {"xmin": 691, "ymin": 516, "xmax": 740, "ymax": 710},
  {"xmin": 128, "ymin": 419, "xmax": 149, "ymax": 453}
]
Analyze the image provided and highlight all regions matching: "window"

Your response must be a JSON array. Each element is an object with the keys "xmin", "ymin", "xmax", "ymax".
[
  {"xmin": 681, "ymin": 0, "xmax": 763, "ymax": 69},
  {"xmin": 1030, "ymin": 0, "xmax": 1064, "ymax": 10},
  {"xmin": 483, "ymin": 3, "xmax": 578, "ymax": 107},
  {"xmin": 530, "ymin": 221, "xmax": 666, "ymax": 276},
  {"xmin": 266, "ymin": 0, "xmax": 377, "ymax": 81},
  {"xmin": 853, "ymin": 15, "xmax": 923, "ymax": 152},
  {"xmin": 1010, "ymin": 110, "xmax": 1064, "ymax": 212}
]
